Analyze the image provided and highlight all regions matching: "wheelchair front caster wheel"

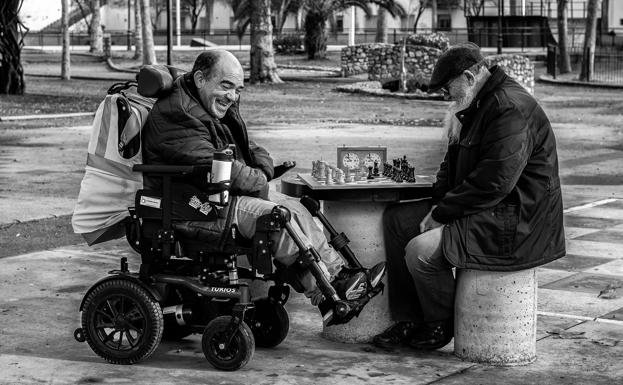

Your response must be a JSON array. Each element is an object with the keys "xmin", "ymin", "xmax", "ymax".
[
  {"xmin": 249, "ymin": 298, "xmax": 289, "ymax": 348},
  {"xmin": 202, "ymin": 316, "xmax": 255, "ymax": 371},
  {"xmin": 74, "ymin": 328, "xmax": 86, "ymax": 343}
]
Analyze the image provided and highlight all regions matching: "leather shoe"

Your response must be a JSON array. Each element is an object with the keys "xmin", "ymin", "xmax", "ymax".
[
  {"xmin": 408, "ymin": 323, "xmax": 453, "ymax": 350},
  {"xmin": 372, "ymin": 321, "xmax": 418, "ymax": 349}
]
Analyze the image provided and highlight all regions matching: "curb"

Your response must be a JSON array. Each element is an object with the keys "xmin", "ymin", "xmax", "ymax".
[
  {"xmin": 0, "ymin": 112, "xmax": 94, "ymax": 122},
  {"xmin": 335, "ymin": 81, "xmax": 445, "ymax": 101},
  {"xmin": 538, "ymin": 74, "xmax": 623, "ymax": 89}
]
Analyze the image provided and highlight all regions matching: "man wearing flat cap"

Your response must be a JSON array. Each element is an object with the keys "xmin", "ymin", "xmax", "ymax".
[{"xmin": 373, "ymin": 42, "xmax": 565, "ymax": 350}]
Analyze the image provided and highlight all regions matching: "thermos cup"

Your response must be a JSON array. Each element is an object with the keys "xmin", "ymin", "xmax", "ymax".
[{"xmin": 209, "ymin": 147, "xmax": 234, "ymax": 205}]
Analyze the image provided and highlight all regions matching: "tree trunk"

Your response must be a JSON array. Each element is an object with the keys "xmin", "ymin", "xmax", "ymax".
[
  {"xmin": 0, "ymin": 0, "xmax": 26, "ymax": 94},
  {"xmin": 375, "ymin": 8, "xmax": 387, "ymax": 43},
  {"xmin": 431, "ymin": 0, "xmax": 438, "ymax": 30},
  {"xmin": 600, "ymin": 0, "xmax": 609, "ymax": 34},
  {"xmin": 250, "ymin": 0, "xmax": 282, "ymax": 83},
  {"xmin": 204, "ymin": 0, "xmax": 214, "ymax": 34},
  {"xmin": 509, "ymin": 0, "xmax": 518, "ymax": 16},
  {"xmin": 141, "ymin": 0, "xmax": 157, "ymax": 65},
  {"xmin": 89, "ymin": 0, "xmax": 103, "ymax": 53},
  {"xmin": 134, "ymin": 0, "xmax": 143, "ymax": 60},
  {"xmin": 61, "ymin": 0, "xmax": 71, "ymax": 80},
  {"xmin": 579, "ymin": 0, "xmax": 599, "ymax": 81},
  {"xmin": 304, "ymin": 11, "xmax": 327, "ymax": 59},
  {"xmin": 557, "ymin": 0, "xmax": 572, "ymax": 74}
]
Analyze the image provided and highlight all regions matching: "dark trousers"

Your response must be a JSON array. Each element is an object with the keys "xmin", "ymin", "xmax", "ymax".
[{"xmin": 383, "ymin": 199, "xmax": 455, "ymax": 327}]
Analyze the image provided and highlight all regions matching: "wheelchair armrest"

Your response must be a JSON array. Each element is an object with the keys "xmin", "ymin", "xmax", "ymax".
[{"xmin": 133, "ymin": 164, "xmax": 196, "ymax": 175}]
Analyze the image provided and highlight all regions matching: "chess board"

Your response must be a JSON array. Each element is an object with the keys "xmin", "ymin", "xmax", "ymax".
[{"xmin": 298, "ymin": 173, "xmax": 433, "ymax": 190}]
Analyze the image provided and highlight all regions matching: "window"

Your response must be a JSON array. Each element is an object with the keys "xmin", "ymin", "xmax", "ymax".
[
  {"xmin": 438, "ymin": 14, "xmax": 451, "ymax": 31},
  {"xmin": 336, "ymin": 16, "xmax": 344, "ymax": 32}
]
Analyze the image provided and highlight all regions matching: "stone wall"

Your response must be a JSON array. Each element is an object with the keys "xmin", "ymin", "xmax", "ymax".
[
  {"xmin": 485, "ymin": 54, "xmax": 535, "ymax": 94},
  {"xmin": 340, "ymin": 43, "xmax": 393, "ymax": 77},
  {"xmin": 341, "ymin": 42, "xmax": 535, "ymax": 95},
  {"xmin": 367, "ymin": 45, "xmax": 442, "ymax": 82}
]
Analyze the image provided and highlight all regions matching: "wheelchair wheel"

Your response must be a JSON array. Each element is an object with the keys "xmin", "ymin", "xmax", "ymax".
[
  {"xmin": 249, "ymin": 298, "xmax": 289, "ymax": 348},
  {"xmin": 81, "ymin": 279, "xmax": 163, "ymax": 365},
  {"xmin": 202, "ymin": 316, "xmax": 254, "ymax": 371}
]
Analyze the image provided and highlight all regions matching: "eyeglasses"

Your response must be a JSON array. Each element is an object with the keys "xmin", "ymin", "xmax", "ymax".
[{"xmin": 440, "ymin": 74, "xmax": 461, "ymax": 95}]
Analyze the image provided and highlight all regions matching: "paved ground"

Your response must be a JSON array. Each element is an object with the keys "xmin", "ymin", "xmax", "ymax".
[{"xmin": 1, "ymin": 50, "xmax": 622, "ymax": 384}]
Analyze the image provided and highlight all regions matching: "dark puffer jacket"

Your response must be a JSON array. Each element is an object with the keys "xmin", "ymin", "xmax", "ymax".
[
  {"xmin": 431, "ymin": 66, "xmax": 566, "ymax": 271},
  {"xmin": 142, "ymin": 73, "xmax": 275, "ymax": 245}
]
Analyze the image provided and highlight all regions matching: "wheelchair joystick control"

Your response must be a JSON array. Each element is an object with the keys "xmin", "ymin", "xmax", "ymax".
[{"xmin": 209, "ymin": 148, "xmax": 234, "ymax": 205}]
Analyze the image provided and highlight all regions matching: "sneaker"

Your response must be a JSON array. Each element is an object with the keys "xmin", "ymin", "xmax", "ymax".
[
  {"xmin": 331, "ymin": 269, "xmax": 368, "ymax": 300},
  {"xmin": 367, "ymin": 262, "xmax": 386, "ymax": 288},
  {"xmin": 372, "ymin": 321, "xmax": 418, "ymax": 349},
  {"xmin": 408, "ymin": 322, "xmax": 453, "ymax": 351}
]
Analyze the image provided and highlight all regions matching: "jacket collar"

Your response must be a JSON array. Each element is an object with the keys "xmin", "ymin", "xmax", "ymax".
[{"xmin": 455, "ymin": 65, "xmax": 507, "ymax": 122}]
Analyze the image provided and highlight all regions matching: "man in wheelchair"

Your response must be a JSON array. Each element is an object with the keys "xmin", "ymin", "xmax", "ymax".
[{"xmin": 141, "ymin": 49, "xmax": 385, "ymax": 325}]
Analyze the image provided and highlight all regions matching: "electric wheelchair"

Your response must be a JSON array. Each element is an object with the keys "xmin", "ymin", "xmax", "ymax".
[{"xmin": 73, "ymin": 67, "xmax": 384, "ymax": 371}]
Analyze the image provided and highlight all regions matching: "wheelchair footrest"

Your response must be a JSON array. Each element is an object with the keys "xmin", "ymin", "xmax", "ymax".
[{"xmin": 320, "ymin": 282, "xmax": 385, "ymax": 327}]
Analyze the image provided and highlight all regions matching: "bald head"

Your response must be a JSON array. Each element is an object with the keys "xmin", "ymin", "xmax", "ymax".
[
  {"xmin": 192, "ymin": 50, "xmax": 245, "ymax": 119},
  {"xmin": 191, "ymin": 49, "xmax": 242, "ymax": 81}
]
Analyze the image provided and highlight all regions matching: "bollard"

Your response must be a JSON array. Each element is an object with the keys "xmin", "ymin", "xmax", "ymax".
[{"xmin": 454, "ymin": 268, "xmax": 537, "ymax": 366}]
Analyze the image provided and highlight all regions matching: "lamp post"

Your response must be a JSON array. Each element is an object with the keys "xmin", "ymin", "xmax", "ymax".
[
  {"xmin": 127, "ymin": 0, "xmax": 131, "ymax": 51},
  {"xmin": 497, "ymin": 0, "xmax": 503, "ymax": 54},
  {"xmin": 166, "ymin": 0, "xmax": 173, "ymax": 65}
]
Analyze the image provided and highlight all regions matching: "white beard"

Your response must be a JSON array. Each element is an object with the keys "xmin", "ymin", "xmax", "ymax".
[{"xmin": 445, "ymin": 86, "xmax": 476, "ymax": 144}]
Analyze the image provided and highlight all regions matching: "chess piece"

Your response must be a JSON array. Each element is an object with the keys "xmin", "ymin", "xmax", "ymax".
[
  {"xmin": 325, "ymin": 166, "xmax": 332, "ymax": 184},
  {"xmin": 336, "ymin": 169, "xmax": 345, "ymax": 184},
  {"xmin": 367, "ymin": 166, "xmax": 374, "ymax": 180},
  {"xmin": 360, "ymin": 166, "xmax": 368, "ymax": 181},
  {"xmin": 373, "ymin": 160, "xmax": 379, "ymax": 177}
]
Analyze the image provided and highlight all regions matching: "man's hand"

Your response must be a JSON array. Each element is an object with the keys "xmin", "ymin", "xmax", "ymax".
[
  {"xmin": 420, "ymin": 205, "xmax": 442, "ymax": 233},
  {"xmin": 273, "ymin": 160, "xmax": 296, "ymax": 179}
]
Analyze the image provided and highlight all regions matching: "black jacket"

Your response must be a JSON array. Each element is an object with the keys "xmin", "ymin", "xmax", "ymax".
[
  {"xmin": 431, "ymin": 66, "xmax": 566, "ymax": 271},
  {"xmin": 141, "ymin": 73, "xmax": 275, "ymax": 245}
]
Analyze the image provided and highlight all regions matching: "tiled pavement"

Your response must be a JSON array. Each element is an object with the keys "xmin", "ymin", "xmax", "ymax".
[
  {"xmin": 1, "ymin": 196, "xmax": 623, "ymax": 384},
  {"xmin": 538, "ymin": 198, "xmax": 623, "ymax": 328}
]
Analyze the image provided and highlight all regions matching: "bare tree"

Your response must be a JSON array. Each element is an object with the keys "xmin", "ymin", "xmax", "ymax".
[
  {"xmin": 557, "ymin": 0, "xmax": 572, "ymax": 74},
  {"xmin": 89, "ymin": 0, "xmax": 103, "ymax": 53},
  {"xmin": 183, "ymin": 0, "xmax": 206, "ymax": 34},
  {"xmin": 579, "ymin": 0, "xmax": 599, "ymax": 81},
  {"xmin": 61, "ymin": 0, "xmax": 71, "ymax": 80},
  {"xmin": 141, "ymin": 0, "xmax": 157, "ymax": 64},
  {"xmin": 250, "ymin": 0, "xmax": 282, "ymax": 83},
  {"xmin": 375, "ymin": 7, "xmax": 387, "ymax": 43},
  {"xmin": 134, "ymin": 0, "xmax": 143, "ymax": 59},
  {"xmin": 1, "ymin": 0, "xmax": 27, "ymax": 94}
]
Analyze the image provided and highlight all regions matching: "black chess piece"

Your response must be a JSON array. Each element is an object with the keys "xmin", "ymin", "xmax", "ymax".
[
  {"xmin": 373, "ymin": 160, "xmax": 380, "ymax": 177},
  {"xmin": 367, "ymin": 166, "xmax": 374, "ymax": 180}
]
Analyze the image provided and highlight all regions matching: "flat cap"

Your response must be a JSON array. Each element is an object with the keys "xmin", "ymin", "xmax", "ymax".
[{"xmin": 428, "ymin": 42, "xmax": 484, "ymax": 93}]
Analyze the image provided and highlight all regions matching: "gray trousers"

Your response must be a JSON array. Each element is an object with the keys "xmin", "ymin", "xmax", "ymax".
[{"xmin": 383, "ymin": 199, "xmax": 455, "ymax": 327}]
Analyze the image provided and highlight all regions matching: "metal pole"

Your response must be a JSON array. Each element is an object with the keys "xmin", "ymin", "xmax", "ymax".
[
  {"xmin": 166, "ymin": 0, "xmax": 172, "ymax": 65},
  {"xmin": 497, "ymin": 0, "xmax": 503, "ymax": 54},
  {"xmin": 176, "ymin": 0, "xmax": 181, "ymax": 47},
  {"xmin": 349, "ymin": 7, "xmax": 356, "ymax": 45},
  {"xmin": 127, "ymin": 0, "xmax": 131, "ymax": 50}
]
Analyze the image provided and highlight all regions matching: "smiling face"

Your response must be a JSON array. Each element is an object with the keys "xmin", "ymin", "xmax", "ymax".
[{"xmin": 193, "ymin": 53, "xmax": 244, "ymax": 119}]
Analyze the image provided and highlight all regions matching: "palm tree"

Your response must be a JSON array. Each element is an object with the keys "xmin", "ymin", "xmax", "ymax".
[
  {"xmin": 250, "ymin": 0, "xmax": 283, "ymax": 83},
  {"xmin": 140, "ymin": 0, "xmax": 157, "ymax": 64},
  {"xmin": 0, "ymin": 0, "xmax": 26, "ymax": 94},
  {"xmin": 557, "ymin": 0, "xmax": 571, "ymax": 74},
  {"xmin": 302, "ymin": 0, "xmax": 405, "ymax": 60},
  {"xmin": 89, "ymin": 0, "xmax": 103, "ymax": 53},
  {"xmin": 232, "ymin": 0, "xmax": 302, "ymax": 39},
  {"xmin": 579, "ymin": 0, "xmax": 599, "ymax": 81}
]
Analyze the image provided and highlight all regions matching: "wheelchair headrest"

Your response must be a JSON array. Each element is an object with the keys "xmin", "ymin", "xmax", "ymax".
[{"xmin": 137, "ymin": 65, "xmax": 186, "ymax": 98}]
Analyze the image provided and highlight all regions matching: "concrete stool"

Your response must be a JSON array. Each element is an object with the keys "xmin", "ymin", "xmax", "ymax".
[{"xmin": 454, "ymin": 268, "xmax": 537, "ymax": 366}]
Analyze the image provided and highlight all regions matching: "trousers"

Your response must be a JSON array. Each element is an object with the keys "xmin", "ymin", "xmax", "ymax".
[
  {"xmin": 383, "ymin": 199, "xmax": 455, "ymax": 326},
  {"xmin": 233, "ymin": 190, "xmax": 344, "ymax": 296}
]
